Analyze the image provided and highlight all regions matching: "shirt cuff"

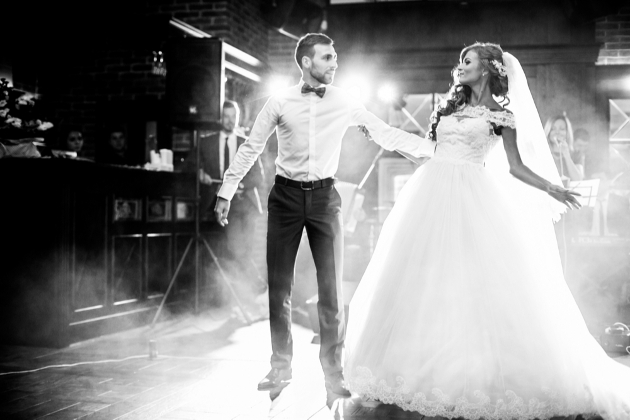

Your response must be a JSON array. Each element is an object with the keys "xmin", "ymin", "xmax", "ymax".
[{"xmin": 217, "ymin": 181, "xmax": 239, "ymax": 201}]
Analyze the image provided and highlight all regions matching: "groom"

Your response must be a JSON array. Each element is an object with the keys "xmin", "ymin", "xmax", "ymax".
[{"xmin": 215, "ymin": 33, "xmax": 434, "ymax": 395}]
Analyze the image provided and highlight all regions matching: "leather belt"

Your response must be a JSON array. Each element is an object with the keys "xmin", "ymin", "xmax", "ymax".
[{"xmin": 275, "ymin": 175, "xmax": 336, "ymax": 191}]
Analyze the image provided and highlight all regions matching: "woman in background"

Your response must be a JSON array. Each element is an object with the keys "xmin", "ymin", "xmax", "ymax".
[
  {"xmin": 544, "ymin": 114, "xmax": 583, "ymax": 183},
  {"xmin": 64, "ymin": 129, "xmax": 84, "ymax": 157}
]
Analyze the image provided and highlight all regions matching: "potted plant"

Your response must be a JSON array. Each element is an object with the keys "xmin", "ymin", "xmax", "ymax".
[{"xmin": 0, "ymin": 78, "xmax": 54, "ymax": 158}]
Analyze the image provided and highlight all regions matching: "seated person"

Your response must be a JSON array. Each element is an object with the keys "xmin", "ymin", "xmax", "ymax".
[
  {"xmin": 62, "ymin": 128, "xmax": 84, "ymax": 157},
  {"xmin": 98, "ymin": 127, "xmax": 134, "ymax": 166}
]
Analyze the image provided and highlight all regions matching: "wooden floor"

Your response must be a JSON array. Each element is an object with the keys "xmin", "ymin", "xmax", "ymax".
[{"xmin": 0, "ymin": 306, "xmax": 624, "ymax": 419}]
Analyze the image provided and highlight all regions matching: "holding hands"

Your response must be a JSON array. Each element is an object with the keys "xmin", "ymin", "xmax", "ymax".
[{"xmin": 357, "ymin": 125, "xmax": 373, "ymax": 141}]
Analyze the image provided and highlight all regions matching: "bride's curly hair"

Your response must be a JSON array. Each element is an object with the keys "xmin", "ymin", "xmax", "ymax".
[{"xmin": 427, "ymin": 42, "xmax": 509, "ymax": 141}]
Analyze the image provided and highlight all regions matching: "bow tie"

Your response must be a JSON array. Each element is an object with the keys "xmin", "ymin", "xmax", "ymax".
[{"xmin": 301, "ymin": 84, "xmax": 326, "ymax": 98}]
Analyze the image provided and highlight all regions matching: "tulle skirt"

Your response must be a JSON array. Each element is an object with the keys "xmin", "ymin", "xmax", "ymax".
[{"xmin": 344, "ymin": 157, "xmax": 630, "ymax": 420}]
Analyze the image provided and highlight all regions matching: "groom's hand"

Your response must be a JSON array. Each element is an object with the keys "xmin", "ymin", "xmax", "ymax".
[{"xmin": 214, "ymin": 197, "xmax": 231, "ymax": 226}]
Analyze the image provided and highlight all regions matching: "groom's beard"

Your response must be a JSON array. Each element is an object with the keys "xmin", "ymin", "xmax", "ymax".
[{"xmin": 310, "ymin": 68, "xmax": 333, "ymax": 85}]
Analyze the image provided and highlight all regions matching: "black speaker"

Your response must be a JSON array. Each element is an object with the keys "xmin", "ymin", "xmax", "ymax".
[{"xmin": 166, "ymin": 38, "xmax": 225, "ymax": 129}]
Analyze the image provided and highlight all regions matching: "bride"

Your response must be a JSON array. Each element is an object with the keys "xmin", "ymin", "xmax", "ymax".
[{"xmin": 344, "ymin": 42, "xmax": 630, "ymax": 420}]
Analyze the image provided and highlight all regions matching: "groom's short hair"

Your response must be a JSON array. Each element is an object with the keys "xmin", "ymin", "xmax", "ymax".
[{"xmin": 295, "ymin": 33, "xmax": 334, "ymax": 69}]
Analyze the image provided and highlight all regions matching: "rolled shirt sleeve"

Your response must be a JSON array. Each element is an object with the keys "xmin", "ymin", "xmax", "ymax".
[
  {"xmin": 218, "ymin": 96, "xmax": 278, "ymax": 201},
  {"xmin": 350, "ymin": 99, "xmax": 435, "ymax": 158}
]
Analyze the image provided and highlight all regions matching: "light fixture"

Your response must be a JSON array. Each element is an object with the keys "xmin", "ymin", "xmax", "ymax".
[
  {"xmin": 344, "ymin": 75, "xmax": 370, "ymax": 102},
  {"xmin": 378, "ymin": 84, "xmax": 397, "ymax": 103},
  {"xmin": 267, "ymin": 75, "xmax": 292, "ymax": 94}
]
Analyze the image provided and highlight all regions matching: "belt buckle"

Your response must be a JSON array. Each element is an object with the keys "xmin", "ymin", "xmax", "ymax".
[{"xmin": 300, "ymin": 181, "xmax": 314, "ymax": 191}]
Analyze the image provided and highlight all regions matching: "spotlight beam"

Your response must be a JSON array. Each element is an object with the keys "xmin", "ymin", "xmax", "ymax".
[{"xmin": 378, "ymin": 85, "xmax": 396, "ymax": 103}]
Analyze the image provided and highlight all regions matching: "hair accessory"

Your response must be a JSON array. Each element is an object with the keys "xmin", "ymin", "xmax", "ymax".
[{"xmin": 491, "ymin": 59, "xmax": 507, "ymax": 77}]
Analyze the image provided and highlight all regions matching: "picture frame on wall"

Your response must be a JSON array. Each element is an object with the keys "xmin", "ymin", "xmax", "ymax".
[
  {"xmin": 148, "ymin": 198, "xmax": 173, "ymax": 222},
  {"xmin": 113, "ymin": 199, "xmax": 141, "ymax": 222},
  {"xmin": 176, "ymin": 199, "xmax": 195, "ymax": 221}
]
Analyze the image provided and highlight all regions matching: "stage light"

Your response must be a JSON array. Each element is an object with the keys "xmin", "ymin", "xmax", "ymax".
[
  {"xmin": 345, "ymin": 75, "xmax": 370, "ymax": 102},
  {"xmin": 267, "ymin": 76, "xmax": 291, "ymax": 94},
  {"xmin": 378, "ymin": 84, "xmax": 397, "ymax": 103}
]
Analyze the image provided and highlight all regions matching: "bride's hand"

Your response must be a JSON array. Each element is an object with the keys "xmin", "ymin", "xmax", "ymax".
[{"xmin": 547, "ymin": 184, "xmax": 581, "ymax": 210}]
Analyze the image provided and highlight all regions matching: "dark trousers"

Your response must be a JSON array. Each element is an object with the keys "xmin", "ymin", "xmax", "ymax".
[{"xmin": 266, "ymin": 181, "xmax": 345, "ymax": 377}]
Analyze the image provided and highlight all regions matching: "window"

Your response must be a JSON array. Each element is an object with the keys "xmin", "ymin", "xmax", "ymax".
[{"xmin": 610, "ymin": 99, "xmax": 630, "ymax": 143}]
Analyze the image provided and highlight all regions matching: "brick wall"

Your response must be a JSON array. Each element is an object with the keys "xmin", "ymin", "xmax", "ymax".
[
  {"xmin": 596, "ymin": 6, "xmax": 630, "ymax": 65},
  {"xmin": 145, "ymin": 0, "xmax": 269, "ymax": 64},
  {"xmin": 267, "ymin": 29, "xmax": 302, "ymax": 83},
  {"xmin": 42, "ymin": 0, "xmax": 286, "ymax": 158}
]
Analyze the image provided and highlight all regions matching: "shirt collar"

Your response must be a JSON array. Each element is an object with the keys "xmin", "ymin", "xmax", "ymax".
[{"xmin": 299, "ymin": 78, "xmax": 327, "ymax": 89}]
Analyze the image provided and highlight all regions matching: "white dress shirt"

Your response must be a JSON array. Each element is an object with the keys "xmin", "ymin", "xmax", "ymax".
[
  {"xmin": 218, "ymin": 80, "xmax": 435, "ymax": 201},
  {"xmin": 219, "ymin": 131, "xmax": 237, "ymax": 177}
]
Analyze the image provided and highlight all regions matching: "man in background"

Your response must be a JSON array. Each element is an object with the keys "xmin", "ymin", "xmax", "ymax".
[
  {"xmin": 99, "ymin": 127, "xmax": 134, "ymax": 166},
  {"xmin": 184, "ymin": 100, "xmax": 265, "ymax": 296}
]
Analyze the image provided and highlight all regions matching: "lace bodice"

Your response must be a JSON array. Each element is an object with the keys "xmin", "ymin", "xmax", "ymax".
[{"xmin": 434, "ymin": 105, "xmax": 516, "ymax": 165}]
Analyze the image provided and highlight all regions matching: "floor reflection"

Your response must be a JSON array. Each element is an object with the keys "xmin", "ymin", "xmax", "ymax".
[
  {"xmin": 0, "ymin": 308, "xmax": 611, "ymax": 419},
  {"xmin": 266, "ymin": 383, "xmax": 429, "ymax": 419},
  {"xmin": 269, "ymin": 381, "xmax": 290, "ymax": 401}
]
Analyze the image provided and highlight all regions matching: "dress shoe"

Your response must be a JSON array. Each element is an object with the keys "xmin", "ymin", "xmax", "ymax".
[
  {"xmin": 257, "ymin": 367, "xmax": 292, "ymax": 391},
  {"xmin": 325, "ymin": 372, "xmax": 351, "ymax": 397}
]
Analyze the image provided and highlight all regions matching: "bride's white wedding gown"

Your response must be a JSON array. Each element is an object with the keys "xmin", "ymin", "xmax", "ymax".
[{"xmin": 344, "ymin": 105, "xmax": 630, "ymax": 420}]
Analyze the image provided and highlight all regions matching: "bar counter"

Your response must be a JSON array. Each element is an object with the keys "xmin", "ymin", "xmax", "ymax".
[{"xmin": 0, "ymin": 158, "xmax": 221, "ymax": 347}]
